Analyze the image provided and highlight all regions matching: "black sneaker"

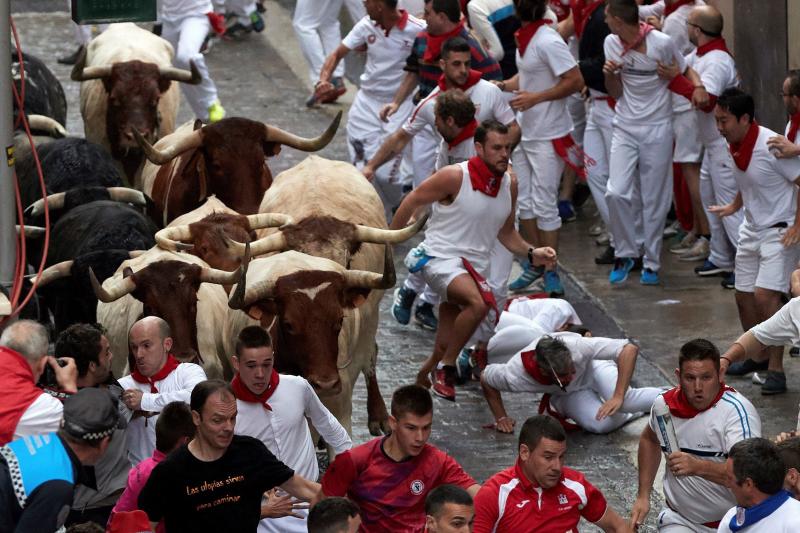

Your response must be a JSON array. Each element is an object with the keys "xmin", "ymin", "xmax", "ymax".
[
  {"xmin": 726, "ymin": 358, "xmax": 768, "ymax": 376},
  {"xmin": 762, "ymin": 370, "xmax": 787, "ymax": 395},
  {"xmin": 720, "ymin": 271, "xmax": 735, "ymax": 289},
  {"xmin": 595, "ymin": 245, "xmax": 615, "ymax": 265},
  {"xmin": 414, "ymin": 302, "xmax": 438, "ymax": 331},
  {"xmin": 57, "ymin": 45, "xmax": 84, "ymax": 65}
]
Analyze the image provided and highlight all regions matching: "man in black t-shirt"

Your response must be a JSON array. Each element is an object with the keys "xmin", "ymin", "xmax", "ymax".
[{"xmin": 138, "ymin": 380, "xmax": 322, "ymax": 533}]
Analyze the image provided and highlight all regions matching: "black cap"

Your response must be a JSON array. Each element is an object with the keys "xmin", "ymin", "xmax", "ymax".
[{"xmin": 62, "ymin": 388, "xmax": 125, "ymax": 441}]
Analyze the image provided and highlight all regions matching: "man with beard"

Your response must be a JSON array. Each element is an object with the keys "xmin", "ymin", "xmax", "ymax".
[{"xmin": 767, "ymin": 70, "xmax": 800, "ymax": 160}]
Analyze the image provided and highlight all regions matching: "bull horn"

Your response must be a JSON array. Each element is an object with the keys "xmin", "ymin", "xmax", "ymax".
[
  {"xmin": 70, "ymin": 48, "xmax": 111, "ymax": 82},
  {"xmin": 226, "ymin": 230, "xmax": 287, "ymax": 257},
  {"xmin": 25, "ymin": 187, "xmax": 145, "ymax": 218},
  {"xmin": 227, "ymin": 242, "xmax": 252, "ymax": 310},
  {"xmin": 16, "ymin": 225, "xmax": 46, "ymax": 238},
  {"xmin": 343, "ymin": 245, "xmax": 395, "ymax": 290},
  {"xmin": 158, "ymin": 60, "xmax": 202, "ymax": 85},
  {"xmin": 133, "ymin": 127, "xmax": 203, "ymax": 165},
  {"xmin": 155, "ymin": 225, "xmax": 195, "ymax": 252},
  {"xmin": 128, "ymin": 250, "xmax": 146, "ymax": 258},
  {"xmin": 89, "ymin": 267, "xmax": 137, "ymax": 302},
  {"xmin": 26, "ymin": 114, "xmax": 67, "ymax": 138},
  {"xmin": 25, "ymin": 192, "xmax": 65, "ymax": 217},
  {"xmin": 353, "ymin": 213, "xmax": 429, "ymax": 245},
  {"xmin": 34, "ymin": 260, "xmax": 74, "ymax": 288},
  {"xmin": 0, "ymin": 292, "xmax": 10, "ymax": 316},
  {"xmin": 106, "ymin": 187, "xmax": 147, "ymax": 206},
  {"xmin": 263, "ymin": 110, "xmax": 341, "ymax": 152},
  {"xmin": 245, "ymin": 213, "xmax": 295, "ymax": 230}
]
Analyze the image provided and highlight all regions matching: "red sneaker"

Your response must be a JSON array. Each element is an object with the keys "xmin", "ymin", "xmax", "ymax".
[{"xmin": 433, "ymin": 366, "xmax": 457, "ymax": 401}]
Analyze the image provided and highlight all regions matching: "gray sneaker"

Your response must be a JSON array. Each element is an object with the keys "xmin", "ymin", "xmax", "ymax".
[
  {"xmin": 670, "ymin": 232, "xmax": 697, "ymax": 254},
  {"xmin": 762, "ymin": 370, "xmax": 787, "ymax": 395}
]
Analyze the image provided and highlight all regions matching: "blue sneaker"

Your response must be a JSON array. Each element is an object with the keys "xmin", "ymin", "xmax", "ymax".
[
  {"xmin": 544, "ymin": 270, "xmax": 564, "ymax": 297},
  {"xmin": 558, "ymin": 200, "xmax": 576, "ymax": 222},
  {"xmin": 414, "ymin": 302, "xmax": 438, "ymax": 331},
  {"xmin": 694, "ymin": 260, "xmax": 725, "ymax": 277},
  {"xmin": 721, "ymin": 271, "xmax": 735, "ymax": 289},
  {"xmin": 509, "ymin": 263, "xmax": 545, "ymax": 291},
  {"xmin": 609, "ymin": 258, "xmax": 635, "ymax": 285},
  {"xmin": 391, "ymin": 286, "xmax": 416, "ymax": 325},
  {"xmin": 456, "ymin": 348, "xmax": 472, "ymax": 384},
  {"xmin": 640, "ymin": 268, "xmax": 660, "ymax": 285}
]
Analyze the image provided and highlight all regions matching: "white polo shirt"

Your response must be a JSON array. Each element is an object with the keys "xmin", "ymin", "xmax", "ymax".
[
  {"xmin": 604, "ymin": 29, "xmax": 686, "ymax": 129},
  {"xmin": 718, "ymin": 496, "xmax": 800, "ymax": 533},
  {"xmin": 516, "ymin": 25, "xmax": 577, "ymax": 141},
  {"xmin": 647, "ymin": 389, "xmax": 761, "ymax": 525},
  {"xmin": 686, "ymin": 48, "xmax": 738, "ymax": 146},
  {"xmin": 505, "ymin": 297, "xmax": 582, "ymax": 332},
  {"xmin": 733, "ymin": 126, "xmax": 800, "ymax": 231},
  {"xmin": 342, "ymin": 13, "xmax": 426, "ymax": 99}
]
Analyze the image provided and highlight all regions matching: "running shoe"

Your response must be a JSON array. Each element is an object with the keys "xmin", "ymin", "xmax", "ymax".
[
  {"xmin": 509, "ymin": 263, "xmax": 545, "ymax": 291},
  {"xmin": 762, "ymin": 370, "xmax": 787, "ymax": 395},
  {"xmin": 678, "ymin": 237, "xmax": 709, "ymax": 262},
  {"xmin": 609, "ymin": 258, "xmax": 635, "ymax": 285},
  {"xmin": 414, "ymin": 302, "xmax": 438, "ymax": 331},
  {"xmin": 726, "ymin": 358, "xmax": 768, "ymax": 376},
  {"xmin": 391, "ymin": 286, "xmax": 416, "ymax": 325},
  {"xmin": 694, "ymin": 260, "xmax": 726, "ymax": 277},
  {"xmin": 250, "ymin": 11, "xmax": 265, "ymax": 32},
  {"xmin": 207, "ymin": 101, "xmax": 226, "ymax": 123},
  {"xmin": 544, "ymin": 270, "xmax": 564, "ymax": 297},
  {"xmin": 456, "ymin": 349, "xmax": 472, "ymax": 384},
  {"xmin": 558, "ymin": 200, "xmax": 576, "ymax": 223},
  {"xmin": 640, "ymin": 268, "xmax": 660, "ymax": 285},
  {"xmin": 669, "ymin": 232, "xmax": 697, "ymax": 254},
  {"xmin": 595, "ymin": 245, "xmax": 615, "ymax": 265},
  {"xmin": 433, "ymin": 366, "xmax": 457, "ymax": 401}
]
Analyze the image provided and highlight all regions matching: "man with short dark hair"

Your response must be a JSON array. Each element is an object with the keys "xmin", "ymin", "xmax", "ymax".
[
  {"xmin": 631, "ymin": 339, "xmax": 761, "ymax": 532},
  {"xmin": 307, "ymin": 497, "xmax": 361, "ymax": 533},
  {"xmin": 766, "ymin": 69, "xmax": 800, "ymax": 160},
  {"xmin": 473, "ymin": 415, "xmax": 628, "ymax": 532},
  {"xmin": 322, "ymin": 385, "xmax": 479, "ymax": 531},
  {"xmin": 777, "ymin": 437, "xmax": 800, "ymax": 499},
  {"xmin": 138, "ymin": 380, "xmax": 322, "ymax": 533},
  {"xmin": 717, "ymin": 438, "xmax": 800, "ymax": 532},
  {"xmin": 425, "ymin": 484, "xmax": 473, "ymax": 532}
]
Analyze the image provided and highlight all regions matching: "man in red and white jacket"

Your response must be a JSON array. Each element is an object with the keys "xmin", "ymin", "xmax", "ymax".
[
  {"xmin": 118, "ymin": 316, "xmax": 207, "ymax": 465},
  {"xmin": 472, "ymin": 414, "xmax": 628, "ymax": 532}
]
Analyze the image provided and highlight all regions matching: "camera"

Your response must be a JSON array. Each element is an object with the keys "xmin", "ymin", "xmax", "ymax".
[{"xmin": 38, "ymin": 357, "xmax": 68, "ymax": 389}]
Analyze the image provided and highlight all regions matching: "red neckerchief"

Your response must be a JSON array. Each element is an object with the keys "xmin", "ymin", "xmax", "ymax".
[
  {"xmin": 662, "ymin": 384, "xmax": 735, "ymax": 418},
  {"xmin": 0, "ymin": 347, "xmax": 45, "ymax": 445},
  {"xmin": 467, "ymin": 156, "xmax": 504, "ymax": 197},
  {"xmin": 206, "ymin": 12, "xmax": 226, "ymax": 35},
  {"xmin": 621, "ymin": 22, "xmax": 653, "ymax": 56},
  {"xmin": 438, "ymin": 69, "xmax": 482, "ymax": 92},
  {"xmin": 231, "ymin": 370, "xmax": 280, "ymax": 411},
  {"xmin": 549, "ymin": 0, "xmax": 570, "ymax": 22},
  {"xmin": 448, "ymin": 119, "xmax": 478, "ymax": 149},
  {"xmin": 570, "ymin": 0, "xmax": 604, "ymax": 39},
  {"xmin": 787, "ymin": 112, "xmax": 800, "ymax": 144},
  {"xmin": 729, "ymin": 120, "xmax": 760, "ymax": 171},
  {"xmin": 664, "ymin": 0, "xmax": 695, "ymax": 18},
  {"xmin": 378, "ymin": 9, "xmax": 409, "ymax": 36},
  {"xmin": 131, "ymin": 355, "xmax": 180, "ymax": 393},
  {"xmin": 696, "ymin": 37, "xmax": 731, "ymax": 57},
  {"xmin": 422, "ymin": 21, "xmax": 465, "ymax": 63},
  {"xmin": 520, "ymin": 350, "xmax": 555, "ymax": 385},
  {"xmin": 515, "ymin": 19, "xmax": 553, "ymax": 58}
]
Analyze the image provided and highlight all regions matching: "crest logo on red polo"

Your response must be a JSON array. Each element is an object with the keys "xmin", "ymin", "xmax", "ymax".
[
  {"xmin": 558, "ymin": 494, "xmax": 568, "ymax": 505},
  {"xmin": 410, "ymin": 480, "xmax": 425, "ymax": 495}
]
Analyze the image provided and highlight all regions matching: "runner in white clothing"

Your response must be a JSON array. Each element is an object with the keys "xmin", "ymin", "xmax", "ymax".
[
  {"xmin": 231, "ymin": 326, "xmax": 351, "ymax": 533},
  {"xmin": 118, "ymin": 316, "xmax": 207, "ymax": 465},
  {"xmin": 766, "ymin": 70, "xmax": 800, "ymax": 160},
  {"xmin": 631, "ymin": 339, "xmax": 761, "ymax": 532},
  {"xmin": 389, "ymin": 121, "xmax": 555, "ymax": 402},
  {"xmin": 317, "ymin": 1, "xmax": 425, "ymax": 219},
  {"xmin": 709, "ymin": 88, "xmax": 800, "ymax": 395}
]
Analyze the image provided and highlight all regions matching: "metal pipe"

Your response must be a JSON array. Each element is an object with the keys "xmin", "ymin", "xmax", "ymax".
[{"xmin": 0, "ymin": 0, "xmax": 17, "ymax": 299}]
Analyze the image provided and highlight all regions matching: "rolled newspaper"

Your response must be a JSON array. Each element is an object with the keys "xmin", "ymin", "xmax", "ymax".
[{"xmin": 653, "ymin": 395, "xmax": 680, "ymax": 455}]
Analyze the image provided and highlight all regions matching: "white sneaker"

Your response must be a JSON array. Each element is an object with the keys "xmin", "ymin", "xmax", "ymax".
[
  {"xmin": 595, "ymin": 232, "xmax": 610, "ymax": 246},
  {"xmin": 589, "ymin": 222, "xmax": 605, "ymax": 236},
  {"xmin": 663, "ymin": 220, "xmax": 682, "ymax": 238},
  {"xmin": 669, "ymin": 232, "xmax": 697, "ymax": 254},
  {"xmin": 678, "ymin": 236, "xmax": 710, "ymax": 262}
]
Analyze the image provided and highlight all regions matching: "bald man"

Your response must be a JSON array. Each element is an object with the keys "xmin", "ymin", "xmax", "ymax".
[{"xmin": 118, "ymin": 317, "xmax": 207, "ymax": 465}]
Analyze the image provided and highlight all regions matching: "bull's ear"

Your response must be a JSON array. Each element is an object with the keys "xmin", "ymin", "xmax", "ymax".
[
  {"xmin": 158, "ymin": 77, "xmax": 172, "ymax": 94},
  {"xmin": 123, "ymin": 267, "xmax": 134, "ymax": 278},
  {"xmin": 247, "ymin": 299, "xmax": 279, "ymax": 320},
  {"xmin": 262, "ymin": 141, "xmax": 281, "ymax": 157},
  {"xmin": 193, "ymin": 119, "xmax": 203, "ymax": 131},
  {"xmin": 344, "ymin": 288, "xmax": 371, "ymax": 308}
]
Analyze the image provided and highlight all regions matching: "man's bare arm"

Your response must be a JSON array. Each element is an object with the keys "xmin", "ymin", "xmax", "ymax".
[
  {"xmin": 318, "ymin": 44, "xmax": 351, "ymax": 85},
  {"xmin": 363, "ymin": 128, "xmax": 413, "ymax": 180},
  {"xmin": 630, "ymin": 426, "xmax": 661, "ymax": 529},
  {"xmin": 389, "ymin": 167, "xmax": 462, "ymax": 229}
]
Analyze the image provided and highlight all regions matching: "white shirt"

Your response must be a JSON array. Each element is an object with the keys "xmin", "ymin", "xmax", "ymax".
[
  {"xmin": 159, "ymin": 0, "xmax": 212, "ymax": 19},
  {"xmin": 13, "ymin": 393, "xmax": 63, "ymax": 441},
  {"xmin": 505, "ymin": 297, "xmax": 582, "ymax": 332},
  {"xmin": 516, "ymin": 25, "xmax": 577, "ymax": 141},
  {"xmin": 435, "ymin": 135, "xmax": 476, "ymax": 171},
  {"xmin": 648, "ymin": 389, "xmax": 761, "ymax": 524},
  {"xmin": 687, "ymin": 48, "xmax": 738, "ymax": 146},
  {"xmin": 118, "ymin": 362, "xmax": 207, "ymax": 465},
  {"xmin": 732, "ymin": 126, "xmax": 800, "ymax": 230},
  {"xmin": 341, "ymin": 14, "xmax": 425, "ymax": 99},
  {"xmin": 660, "ymin": 2, "xmax": 703, "ymax": 113},
  {"xmin": 604, "ymin": 29, "xmax": 686, "ymax": 128},
  {"xmin": 403, "ymin": 79, "xmax": 515, "ymax": 138},
  {"xmin": 718, "ymin": 497, "xmax": 800, "ymax": 533}
]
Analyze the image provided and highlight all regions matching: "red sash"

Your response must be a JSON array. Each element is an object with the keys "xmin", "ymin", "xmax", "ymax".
[
  {"xmin": 538, "ymin": 394, "xmax": 581, "ymax": 431},
  {"xmin": 552, "ymin": 134, "xmax": 588, "ymax": 179},
  {"xmin": 664, "ymin": 0, "xmax": 695, "ymax": 18},
  {"xmin": 448, "ymin": 119, "xmax": 477, "ymax": 150},
  {"xmin": 621, "ymin": 22, "xmax": 653, "ymax": 56},
  {"xmin": 0, "ymin": 347, "xmax": 45, "ymax": 445},
  {"xmin": 729, "ymin": 120, "xmax": 759, "ymax": 171},
  {"xmin": 131, "ymin": 355, "xmax": 180, "ymax": 393},
  {"xmin": 696, "ymin": 37, "xmax": 731, "ymax": 57},
  {"xmin": 515, "ymin": 19, "xmax": 553, "ymax": 58},
  {"xmin": 787, "ymin": 112, "xmax": 800, "ymax": 144},
  {"xmin": 231, "ymin": 370, "xmax": 280, "ymax": 411},
  {"xmin": 422, "ymin": 22, "xmax": 465, "ymax": 63},
  {"xmin": 467, "ymin": 156, "xmax": 504, "ymax": 197},
  {"xmin": 570, "ymin": 0, "xmax": 604, "ymax": 39},
  {"xmin": 662, "ymin": 384, "xmax": 735, "ymax": 418},
  {"xmin": 461, "ymin": 258, "xmax": 499, "ymax": 325},
  {"xmin": 438, "ymin": 69, "xmax": 482, "ymax": 92}
]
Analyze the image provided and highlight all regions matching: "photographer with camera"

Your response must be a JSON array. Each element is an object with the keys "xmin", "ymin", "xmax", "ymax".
[{"xmin": 0, "ymin": 320, "xmax": 77, "ymax": 445}]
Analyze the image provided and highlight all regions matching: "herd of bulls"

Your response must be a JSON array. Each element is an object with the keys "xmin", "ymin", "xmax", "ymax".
[{"xmin": 9, "ymin": 23, "xmax": 427, "ymax": 435}]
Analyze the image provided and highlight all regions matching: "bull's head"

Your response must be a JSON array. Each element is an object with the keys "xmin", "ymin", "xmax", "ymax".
[
  {"xmin": 72, "ymin": 50, "xmax": 200, "ymax": 176},
  {"xmin": 90, "ymin": 258, "xmax": 246, "ymax": 363},
  {"xmin": 132, "ymin": 112, "xmax": 342, "ymax": 215},
  {"xmin": 228, "ymin": 248, "xmax": 395, "ymax": 395}
]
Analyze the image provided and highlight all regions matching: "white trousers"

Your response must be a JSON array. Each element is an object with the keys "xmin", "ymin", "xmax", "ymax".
[
  {"xmin": 606, "ymin": 121, "xmax": 674, "ymax": 271},
  {"xmin": 404, "ymin": 271, "xmax": 440, "ymax": 306},
  {"xmin": 549, "ymin": 361, "xmax": 663, "ymax": 434},
  {"xmin": 161, "ymin": 15, "xmax": 219, "ymax": 120},
  {"xmin": 567, "ymin": 93, "xmax": 586, "ymax": 147},
  {"xmin": 585, "ymin": 98, "xmax": 614, "ymax": 229},
  {"xmin": 700, "ymin": 139, "xmax": 742, "ymax": 270},
  {"xmin": 513, "ymin": 139, "xmax": 565, "ymax": 231},
  {"xmin": 656, "ymin": 508, "xmax": 717, "ymax": 533}
]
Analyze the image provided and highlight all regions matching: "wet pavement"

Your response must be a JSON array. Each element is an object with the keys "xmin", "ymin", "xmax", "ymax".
[{"xmin": 10, "ymin": 3, "xmax": 800, "ymax": 530}]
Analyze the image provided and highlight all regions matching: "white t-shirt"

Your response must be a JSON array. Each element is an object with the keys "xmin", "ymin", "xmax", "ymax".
[
  {"xmin": 505, "ymin": 297, "xmax": 582, "ymax": 331},
  {"xmin": 341, "ymin": 13, "xmax": 426, "ymax": 99},
  {"xmin": 604, "ymin": 29, "xmax": 686, "ymax": 128},
  {"xmin": 718, "ymin": 497, "xmax": 800, "ymax": 533},
  {"xmin": 435, "ymin": 135, "xmax": 476, "ymax": 171},
  {"xmin": 13, "ymin": 393, "xmax": 63, "ymax": 441},
  {"xmin": 660, "ymin": 2, "xmax": 703, "ymax": 113},
  {"xmin": 733, "ymin": 126, "xmax": 800, "ymax": 230},
  {"xmin": 118, "ymin": 362, "xmax": 207, "ymax": 465},
  {"xmin": 686, "ymin": 48, "xmax": 738, "ymax": 146},
  {"xmin": 648, "ymin": 389, "xmax": 761, "ymax": 524},
  {"xmin": 516, "ymin": 25, "xmax": 577, "ymax": 141}
]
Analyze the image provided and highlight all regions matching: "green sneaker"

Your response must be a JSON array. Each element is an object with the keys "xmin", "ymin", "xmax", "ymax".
[{"xmin": 207, "ymin": 101, "xmax": 226, "ymax": 123}]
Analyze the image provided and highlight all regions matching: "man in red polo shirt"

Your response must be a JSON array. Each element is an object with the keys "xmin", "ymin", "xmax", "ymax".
[
  {"xmin": 472, "ymin": 414, "xmax": 629, "ymax": 532},
  {"xmin": 321, "ymin": 385, "xmax": 479, "ymax": 532}
]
